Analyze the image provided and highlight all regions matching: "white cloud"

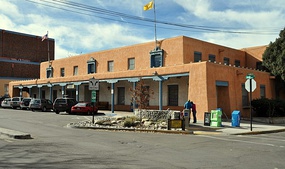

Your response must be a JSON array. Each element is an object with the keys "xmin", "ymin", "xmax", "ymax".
[
  {"xmin": 1, "ymin": 0, "xmax": 284, "ymax": 60},
  {"xmin": 174, "ymin": 0, "xmax": 284, "ymax": 48}
]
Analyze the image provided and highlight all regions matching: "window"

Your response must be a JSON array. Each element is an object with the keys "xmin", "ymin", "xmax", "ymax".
[
  {"xmin": 224, "ymin": 57, "xmax": 230, "ymax": 65},
  {"xmin": 194, "ymin": 51, "xmax": 202, "ymax": 62},
  {"xmin": 150, "ymin": 49, "xmax": 164, "ymax": 68},
  {"xmin": 128, "ymin": 58, "xmax": 135, "ymax": 70},
  {"xmin": 4, "ymin": 84, "xmax": 9, "ymax": 95},
  {"xmin": 234, "ymin": 60, "xmax": 240, "ymax": 67},
  {"xmin": 168, "ymin": 85, "xmax": 178, "ymax": 106},
  {"xmin": 242, "ymin": 84, "xmax": 249, "ymax": 107},
  {"xmin": 60, "ymin": 68, "xmax": 65, "ymax": 77},
  {"xmin": 208, "ymin": 54, "xmax": 216, "ymax": 62},
  {"xmin": 46, "ymin": 67, "xmax": 53, "ymax": 78},
  {"xmin": 108, "ymin": 61, "xmax": 114, "ymax": 72},
  {"xmin": 151, "ymin": 54, "xmax": 162, "ymax": 67},
  {"xmin": 256, "ymin": 61, "xmax": 263, "ymax": 70},
  {"xmin": 117, "ymin": 87, "xmax": 125, "ymax": 105},
  {"xmin": 87, "ymin": 59, "xmax": 96, "ymax": 74},
  {"xmin": 73, "ymin": 66, "xmax": 78, "ymax": 76},
  {"xmin": 260, "ymin": 85, "xmax": 266, "ymax": 98}
]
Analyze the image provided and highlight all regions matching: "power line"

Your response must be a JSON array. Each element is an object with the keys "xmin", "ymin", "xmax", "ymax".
[{"xmin": 25, "ymin": 0, "xmax": 279, "ymax": 35}]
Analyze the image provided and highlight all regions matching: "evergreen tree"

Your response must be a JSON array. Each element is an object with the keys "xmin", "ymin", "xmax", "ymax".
[{"xmin": 262, "ymin": 27, "xmax": 285, "ymax": 80}]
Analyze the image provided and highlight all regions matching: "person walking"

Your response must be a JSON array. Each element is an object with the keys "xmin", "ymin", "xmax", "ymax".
[
  {"xmin": 191, "ymin": 101, "xmax": 197, "ymax": 123},
  {"xmin": 184, "ymin": 100, "xmax": 192, "ymax": 109},
  {"xmin": 183, "ymin": 100, "xmax": 192, "ymax": 122}
]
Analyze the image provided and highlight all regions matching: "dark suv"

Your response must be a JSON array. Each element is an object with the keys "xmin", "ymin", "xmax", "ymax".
[{"xmin": 53, "ymin": 98, "xmax": 77, "ymax": 114}]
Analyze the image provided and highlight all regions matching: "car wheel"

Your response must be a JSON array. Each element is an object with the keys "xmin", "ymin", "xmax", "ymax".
[{"xmin": 42, "ymin": 107, "xmax": 47, "ymax": 112}]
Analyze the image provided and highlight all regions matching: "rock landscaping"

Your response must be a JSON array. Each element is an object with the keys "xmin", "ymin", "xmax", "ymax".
[{"xmin": 68, "ymin": 109, "xmax": 184, "ymax": 131}]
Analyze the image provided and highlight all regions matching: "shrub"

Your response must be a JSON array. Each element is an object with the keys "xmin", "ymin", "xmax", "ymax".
[
  {"xmin": 251, "ymin": 98, "xmax": 285, "ymax": 117},
  {"xmin": 123, "ymin": 116, "xmax": 139, "ymax": 127}
]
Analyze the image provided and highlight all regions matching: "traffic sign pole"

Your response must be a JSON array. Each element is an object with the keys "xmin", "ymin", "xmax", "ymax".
[
  {"xmin": 89, "ymin": 77, "xmax": 99, "ymax": 124},
  {"xmin": 92, "ymin": 90, "xmax": 96, "ymax": 124},
  {"xmin": 246, "ymin": 73, "xmax": 255, "ymax": 131},
  {"xmin": 250, "ymin": 79, "xmax": 252, "ymax": 131}
]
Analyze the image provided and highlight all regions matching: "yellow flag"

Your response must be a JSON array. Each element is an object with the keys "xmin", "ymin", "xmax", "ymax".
[{"xmin": 143, "ymin": 1, "xmax": 153, "ymax": 11}]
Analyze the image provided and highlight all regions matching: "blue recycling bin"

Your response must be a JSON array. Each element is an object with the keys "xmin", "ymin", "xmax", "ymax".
[{"xmin": 231, "ymin": 110, "xmax": 240, "ymax": 127}]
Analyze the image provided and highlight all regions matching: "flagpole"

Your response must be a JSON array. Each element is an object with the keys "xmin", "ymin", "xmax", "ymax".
[
  {"xmin": 46, "ymin": 31, "xmax": 50, "ymax": 66},
  {"xmin": 153, "ymin": 0, "xmax": 157, "ymax": 50}
]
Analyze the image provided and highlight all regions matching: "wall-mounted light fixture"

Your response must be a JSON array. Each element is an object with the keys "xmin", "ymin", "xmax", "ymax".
[{"xmin": 152, "ymin": 71, "xmax": 158, "ymax": 76}]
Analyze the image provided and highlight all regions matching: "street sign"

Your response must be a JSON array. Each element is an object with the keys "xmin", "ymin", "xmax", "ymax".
[
  {"xmin": 246, "ymin": 73, "xmax": 255, "ymax": 79},
  {"xmin": 245, "ymin": 79, "xmax": 256, "ymax": 92},
  {"xmin": 89, "ymin": 78, "xmax": 99, "ymax": 90},
  {"xmin": 91, "ymin": 90, "xmax": 96, "ymax": 102}
]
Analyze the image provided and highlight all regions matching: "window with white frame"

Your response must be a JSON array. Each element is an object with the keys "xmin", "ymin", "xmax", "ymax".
[
  {"xmin": 87, "ymin": 59, "xmax": 96, "ymax": 74},
  {"xmin": 128, "ymin": 58, "xmax": 135, "ymax": 70},
  {"xmin": 60, "ymin": 68, "xmax": 65, "ymax": 77},
  {"xmin": 108, "ymin": 61, "xmax": 114, "ymax": 72},
  {"xmin": 73, "ymin": 66, "xmax": 78, "ymax": 76}
]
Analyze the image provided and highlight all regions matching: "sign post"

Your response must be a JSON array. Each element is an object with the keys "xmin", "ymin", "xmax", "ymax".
[
  {"xmin": 89, "ymin": 77, "xmax": 99, "ymax": 124},
  {"xmin": 245, "ymin": 73, "xmax": 256, "ymax": 131}
]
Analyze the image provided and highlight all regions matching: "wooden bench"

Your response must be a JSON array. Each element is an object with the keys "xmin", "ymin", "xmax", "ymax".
[{"xmin": 97, "ymin": 101, "xmax": 109, "ymax": 110}]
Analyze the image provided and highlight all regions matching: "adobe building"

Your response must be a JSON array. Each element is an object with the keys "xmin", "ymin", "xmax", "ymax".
[
  {"xmin": 0, "ymin": 29, "xmax": 55, "ymax": 97},
  {"xmin": 9, "ymin": 36, "xmax": 274, "ymax": 120}
]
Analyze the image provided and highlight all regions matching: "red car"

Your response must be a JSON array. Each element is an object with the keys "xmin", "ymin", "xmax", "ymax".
[{"xmin": 71, "ymin": 102, "xmax": 98, "ymax": 115}]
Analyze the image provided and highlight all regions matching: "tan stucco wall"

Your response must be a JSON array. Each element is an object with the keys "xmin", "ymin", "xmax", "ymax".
[
  {"xmin": 8, "ymin": 36, "xmax": 275, "ymax": 121},
  {"xmin": 0, "ymin": 79, "xmax": 10, "ymax": 97}
]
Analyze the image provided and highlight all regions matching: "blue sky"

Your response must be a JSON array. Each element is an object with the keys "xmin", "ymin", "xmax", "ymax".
[{"xmin": 1, "ymin": 0, "xmax": 285, "ymax": 59}]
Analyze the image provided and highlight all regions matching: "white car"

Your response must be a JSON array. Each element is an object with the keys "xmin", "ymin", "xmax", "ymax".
[{"xmin": 1, "ymin": 98, "xmax": 12, "ymax": 108}]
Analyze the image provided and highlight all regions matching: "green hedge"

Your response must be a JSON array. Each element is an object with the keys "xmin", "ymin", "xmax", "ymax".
[{"xmin": 251, "ymin": 98, "xmax": 285, "ymax": 117}]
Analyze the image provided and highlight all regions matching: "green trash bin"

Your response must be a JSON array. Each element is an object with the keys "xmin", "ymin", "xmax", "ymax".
[{"xmin": 210, "ymin": 110, "xmax": 222, "ymax": 127}]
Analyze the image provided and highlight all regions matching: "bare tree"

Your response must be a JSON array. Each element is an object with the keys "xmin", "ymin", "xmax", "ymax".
[{"xmin": 129, "ymin": 79, "xmax": 154, "ymax": 124}]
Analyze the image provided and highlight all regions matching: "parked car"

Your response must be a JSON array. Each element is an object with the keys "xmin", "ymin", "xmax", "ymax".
[
  {"xmin": 53, "ymin": 98, "xmax": 77, "ymax": 114},
  {"xmin": 10, "ymin": 97, "xmax": 23, "ymax": 109},
  {"xmin": 1, "ymin": 98, "xmax": 12, "ymax": 108},
  {"xmin": 0, "ymin": 95, "xmax": 10, "ymax": 106},
  {"xmin": 71, "ymin": 102, "xmax": 98, "ymax": 115},
  {"xmin": 29, "ymin": 98, "xmax": 53, "ymax": 112},
  {"xmin": 20, "ymin": 98, "xmax": 32, "ymax": 110}
]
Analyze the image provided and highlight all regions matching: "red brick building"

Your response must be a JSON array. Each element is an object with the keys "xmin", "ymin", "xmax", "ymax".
[{"xmin": 0, "ymin": 29, "xmax": 54, "ymax": 96}]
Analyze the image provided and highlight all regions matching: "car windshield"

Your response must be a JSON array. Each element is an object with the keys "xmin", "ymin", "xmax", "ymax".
[
  {"xmin": 12, "ymin": 98, "xmax": 20, "ymax": 101},
  {"xmin": 56, "ymin": 99, "xmax": 66, "ymax": 104},
  {"xmin": 75, "ymin": 103, "xmax": 87, "ymax": 107},
  {"xmin": 31, "ymin": 99, "xmax": 40, "ymax": 104}
]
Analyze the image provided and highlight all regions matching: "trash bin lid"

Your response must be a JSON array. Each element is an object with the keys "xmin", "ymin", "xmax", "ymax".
[{"xmin": 232, "ymin": 110, "xmax": 240, "ymax": 115}]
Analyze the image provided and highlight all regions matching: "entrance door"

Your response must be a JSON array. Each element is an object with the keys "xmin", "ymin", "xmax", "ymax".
[
  {"xmin": 216, "ymin": 85, "xmax": 230, "ymax": 119},
  {"xmin": 53, "ymin": 90, "xmax": 57, "ymax": 102},
  {"xmin": 66, "ymin": 89, "xmax": 76, "ymax": 99},
  {"xmin": 168, "ymin": 85, "xmax": 178, "ymax": 106}
]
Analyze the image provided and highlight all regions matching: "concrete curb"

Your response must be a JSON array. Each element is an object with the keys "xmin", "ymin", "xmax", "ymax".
[
  {"xmin": 0, "ymin": 127, "xmax": 32, "ymax": 139},
  {"xmin": 231, "ymin": 128, "xmax": 285, "ymax": 135},
  {"xmin": 68, "ymin": 125, "xmax": 193, "ymax": 134},
  {"xmin": 68, "ymin": 124, "xmax": 285, "ymax": 136}
]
